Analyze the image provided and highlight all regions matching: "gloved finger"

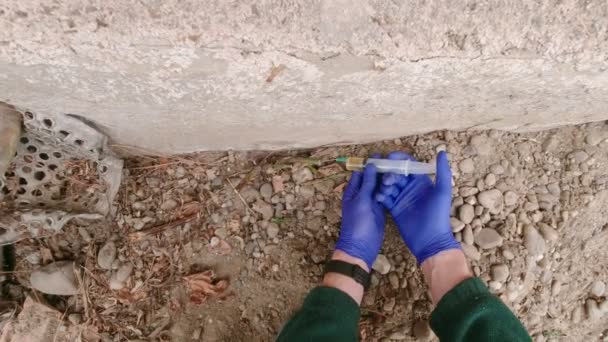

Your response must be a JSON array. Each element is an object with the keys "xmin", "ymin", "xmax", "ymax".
[
  {"xmin": 375, "ymin": 192, "xmax": 396, "ymax": 209},
  {"xmin": 435, "ymin": 151, "xmax": 452, "ymax": 196},
  {"xmin": 344, "ymin": 171, "xmax": 363, "ymax": 198},
  {"xmin": 359, "ymin": 164, "xmax": 378, "ymax": 195},
  {"xmin": 382, "ymin": 151, "xmax": 416, "ymax": 187},
  {"xmin": 378, "ymin": 183, "xmax": 399, "ymax": 197}
]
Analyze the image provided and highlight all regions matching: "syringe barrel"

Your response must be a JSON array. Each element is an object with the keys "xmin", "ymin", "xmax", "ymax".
[{"xmin": 366, "ymin": 158, "xmax": 436, "ymax": 175}]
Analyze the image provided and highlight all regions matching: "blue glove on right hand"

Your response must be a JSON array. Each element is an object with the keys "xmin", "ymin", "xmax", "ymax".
[{"xmin": 375, "ymin": 151, "xmax": 460, "ymax": 264}]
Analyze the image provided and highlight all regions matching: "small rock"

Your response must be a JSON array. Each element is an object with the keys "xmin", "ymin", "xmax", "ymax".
[
  {"xmin": 484, "ymin": 173, "xmax": 497, "ymax": 187},
  {"xmin": 585, "ymin": 299, "xmax": 602, "ymax": 320},
  {"xmin": 538, "ymin": 223, "xmax": 559, "ymax": 242},
  {"xmin": 459, "ymin": 159, "xmax": 475, "ymax": 173},
  {"xmin": 30, "ymin": 261, "xmax": 79, "ymax": 295},
  {"xmin": 388, "ymin": 273, "xmax": 399, "ymax": 289},
  {"xmin": 109, "ymin": 278, "xmax": 125, "ymax": 290},
  {"xmin": 450, "ymin": 217, "xmax": 465, "ymax": 232},
  {"xmin": 599, "ymin": 300, "xmax": 608, "ymax": 313},
  {"xmin": 477, "ymin": 189, "xmax": 504, "ymax": 214},
  {"xmin": 491, "ymin": 264, "xmax": 510, "ymax": 282},
  {"xmin": 490, "ymin": 164, "xmax": 505, "ymax": 175},
  {"xmin": 458, "ymin": 204, "xmax": 475, "ymax": 224},
  {"xmin": 214, "ymin": 227, "xmax": 229, "ymax": 239},
  {"xmin": 383, "ymin": 298, "xmax": 396, "ymax": 312},
  {"xmin": 459, "ymin": 187, "xmax": 478, "ymax": 197},
  {"xmin": 571, "ymin": 306, "xmax": 583, "ymax": 323},
  {"xmin": 461, "ymin": 244, "xmax": 481, "ymax": 261},
  {"xmin": 585, "ymin": 127, "xmax": 608, "ymax": 145},
  {"xmin": 253, "ymin": 200, "xmax": 274, "ymax": 221},
  {"xmin": 570, "ymin": 150, "xmax": 589, "ymax": 163},
  {"xmin": 292, "ymin": 167, "xmax": 314, "ymax": 184},
  {"xmin": 160, "ymin": 199, "xmax": 178, "ymax": 211},
  {"xmin": 524, "ymin": 225, "xmax": 545, "ymax": 257},
  {"xmin": 372, "ymin": 254, "xmax": 391, "ymax": 275},
  {"xmin": 209, "ymin": 236, "xmax": 220, "ymax": 247},
  {"xmin": 590, "ymin": 280, "xmax": 605, "ymax": 297},
  {"xmin": 463, "ymin": 226, "xmax": 474, "ymax": 245},
  {"xmin": 413, "ymin": 320, "xmax": 433, "ymax": 341},
  {"xmin": 298, "ymin": 185, "xmax": 315, "ymax": 199},
  {"xmin": 115, "ymin": 263, "xmax": 134, "ymax": 283},
  {"xmin": 475, "ymin": 228, "xmax": 503, "ymax": 249},
  {"xmin": 68, "ymin": 313, "xmax": 83, "ymax": 325},
  {"xmin": 551, "ymin": 280, "xmax": 562, "ymax": 296},
  {"xmin": 240, "ymin": 187, "xmax": 260, "ymax": 202},
  {"xmin": 97, "ymin": 241, "xmax": 117, "ymax": 270},
  {"xmin": 175, "ymin": 166, "xmax": 186, "ymax": 178},
  {"xmin": 387, "ymin": 331, "xmax": 407, "ymax": 340},
  {"xmin": 132, "ymin": 201, "xmax": 146, "ymax": 211},
  {"xmin": 260, "ymin": 183, "xmax": 273, "ymax": 199},
  {"xmin": 266, "ymin": 223, "xmax": 280, "ymax": 239},
  {"xmin": 502, "ymin": 249, "xmax": 515, "ymax": 260},
  {"xmin": 285, "ymin": 193, "xmax": 295, "ymax": 204},
  {"xmin": 488, "ymin": 281, "xmax": 502, "ymax": 291}
]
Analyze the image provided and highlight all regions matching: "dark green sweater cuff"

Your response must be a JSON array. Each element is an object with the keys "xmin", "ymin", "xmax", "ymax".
[
  {"xmin": 277, "ymin": 286, "xmax": 361, "ymax": 342},
  {"xmin": 430, "ymin": 277, "xmax": 531, "ymax": 342}
]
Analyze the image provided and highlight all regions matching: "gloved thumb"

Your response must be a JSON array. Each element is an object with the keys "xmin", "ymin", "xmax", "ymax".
[
  {"xmin": 360, "ymin": 164, "xmax": 378, "ymax": 195},
  {"xmin": 435, "ymin": 151, "xmax": 452, "ymax": 196}
]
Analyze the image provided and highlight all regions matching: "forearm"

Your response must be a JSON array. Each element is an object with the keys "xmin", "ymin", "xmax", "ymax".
[
  {"xmin": 421, "ymin": 249, "xmax": 473, "ymax": 304},
  {"xmin": 277, "ymin": 251, "xmax": 367, "ymax": 341},
  {"xmin": 423, "ymin": 249, "xmax": 531, "ymax": 341}
]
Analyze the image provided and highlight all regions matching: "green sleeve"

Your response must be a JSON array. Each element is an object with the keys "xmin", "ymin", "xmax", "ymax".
[
  {"xmin": 276, "ymin": 287, "xmax": 360, "ymax": 342},
  {"xmin": 430, "ymin": 277, "xmax": 532, "ymax": 342}
]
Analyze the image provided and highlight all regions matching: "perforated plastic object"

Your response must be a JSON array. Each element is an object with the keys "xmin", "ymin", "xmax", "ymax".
[{"xmin": 0, "ymin": 102, "xmax": 123, "ymax": 244}]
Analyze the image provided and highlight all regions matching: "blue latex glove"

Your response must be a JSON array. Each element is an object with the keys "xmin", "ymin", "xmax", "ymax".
[
  {"xmin": 375, "ymin": 151, "xmax": 460, "ymax": 264},
  {"xmin": 335, "ymin": 161, "xmax": 386, "ymax": 269}
]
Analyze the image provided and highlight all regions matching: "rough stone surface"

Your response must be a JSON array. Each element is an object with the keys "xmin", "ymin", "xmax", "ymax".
[
  {"xmin": 372, "ymin": 254, "xmax": 391, "ymax": 275},
  {"xmin": 30, "ymin": 261, "xmax": 79, "ymax": 296},
  {"xmin": 97, "ymin": 241, "xmax": 117, "ymax": 270},
  {"xmin": 475, "ymin": 228, "xmax": 503, "ymax": 249},
  {"xmin": 2, "ymin": 1, "xmax": 608, "ymax": 153},
  {"xmin": 524, "ymin": 225, "xmax": 546, "ymax": 258},
  {"xmin": 478, "ymin": 189, "xmax": 505, "ymax": 214}
]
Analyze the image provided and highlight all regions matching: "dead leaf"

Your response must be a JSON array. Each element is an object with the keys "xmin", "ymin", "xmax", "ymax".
[
  {"xmin": 179, "ymin": 201, "xmax": 201, "ymax": 217},
  {"xmin": 183, "ymin": 270, "xmax": 229, "ymax": 304},
  {"xmin": 272, "ymin": 175, "xmax": 284, "ymax": 193},
  {"xmin": 266, "ymin": 64, "xmax": 286, "ymax": 83}
]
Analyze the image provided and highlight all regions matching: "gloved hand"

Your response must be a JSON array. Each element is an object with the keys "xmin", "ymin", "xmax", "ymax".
[
  {"xmin": 375, "ymin": 151, "xmax": 460, "ymax": 264},
  {"xmin": 335, "ymin": 160, "xmax": 386, "ymax": 269}
]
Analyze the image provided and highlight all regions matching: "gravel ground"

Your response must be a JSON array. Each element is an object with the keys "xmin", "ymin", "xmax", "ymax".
[{"xmin": 2, "ymin": 122, "xmax": 608, "ymax": 341}]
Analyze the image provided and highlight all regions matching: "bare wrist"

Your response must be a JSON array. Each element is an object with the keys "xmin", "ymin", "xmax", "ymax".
[{"xmin": 421, "ymin": 249, "xmax": 473, "ymax": 304}]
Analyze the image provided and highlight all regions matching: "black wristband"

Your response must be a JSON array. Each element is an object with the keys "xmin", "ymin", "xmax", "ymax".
[{"xmin": 323, "ymin": 260, "xmax": 371, "ymax": 290}]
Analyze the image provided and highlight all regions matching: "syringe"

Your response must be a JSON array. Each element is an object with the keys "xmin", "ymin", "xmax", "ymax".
[{"xmin": 336, "ymin": 157, "xmax": 436, "ymax": 175}]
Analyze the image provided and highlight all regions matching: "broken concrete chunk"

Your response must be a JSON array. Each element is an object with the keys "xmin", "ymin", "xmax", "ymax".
[{"xmin": 30, "ymin": 261, "xmax": 79, "ymax": 295}]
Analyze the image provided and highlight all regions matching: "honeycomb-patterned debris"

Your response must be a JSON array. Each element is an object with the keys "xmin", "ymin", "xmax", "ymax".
[{"xmin": 0, "ymin": 103, "xmax": 123, "ymax": 243}]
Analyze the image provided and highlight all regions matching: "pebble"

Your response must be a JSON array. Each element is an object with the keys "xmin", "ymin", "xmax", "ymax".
[
  {"xmin": 538, "ymin": 223, "xmax": 559, "ymax": 242},
  {"xmin": 475, "ymin": 228, "xmax": 503, "ymax": 249},
  {"xmin": 571, "ymin": 306, "xmax": 583, "ymax": 323},
  {"xmin": 383, "ymin": 298, "xmax": 396, "ymax": 312},
  {"xmin": 450, "ymin": 217, "xmax": 465, "ymax": 232},
  {"xmin": 523, "ymin": 225, "xmax": 545, "ymax": 258},
  {"xmin": 209, "ymin": 236, "xmax": 220, "ymax": 247},
  {"xmin": 413, "ymin": 320, "xmax": 433, "ymax": 341},
  {"xmin": 458, "ymin": 159, "xmax": 475, "ymax": 173},
  {"xmin": 292, "ymin": 167, "xmax": 314, "ymax": 184},
  {"xmin": 461, "ymin": 244, "xmax": 481, "ymax": 261},
  {"xmin": 175, "ymin": 166, "xmax": 186, "ymax": 178},
  {"xmin": 30, "ymin": 261, "xmax": 79, "ymax": 295},
  {"xmin": 260, "ymin": 183, "xmax": 273, "ymax": 199},
  {"xmin": 484, "ymin": 173, "xmax": 497, "ymax": 187},
  {"xmin": 253, "ymin": 200, "xmax": 274, "ymax": 221},
  {"xmin": 298, "ymin": 185, "xmax": 316, "ymax": 199},
  {"xmin": 68, "ymin": 313, "xmax": 83, "ymax": 325},
  {"xmin": 504, "ymin": 191, "xmax": 518, "ymax": 207},
  {"xmin": 160, "ymin": 199, "xmax": 178, "ymax": 211},
  {"xmin": 463, "ymin": 226, "xmax": 474, "ymax": 245},
  {"xmin": 372, "ymin": 254, "xmax": 391, "ymax": 275},
  {"xmin": 459, "ymin": 187, "xmax": 478, "ymax": 197},
  {"xmin": 215, "ymin": 227, "xmax": 229, "ymax": 239},
  {"xmin": 585, "ymin": 299, "xmax": 602, "ymax": 320},
  {"xmin": 491, "ymin": 264, "xmax": 510, "ymax": 282},
  {"xmin": 266, "ymin": 223, "xmax": 280, "ymax": 239},
  {"xmin": 600, "ymin": 300, "xmax": 608, "ymax": 313},
  {"xmin": 388, "ymin": 273, "xmax": 400, "ymax": 289},
  {"xmin": 590, "ymin": 280, "xmax": 605, "ymax": 297},
  {"xmin": 586, "ymin": 127, "xmax": 608, "ymax": 145},
  {"xmin": 458, "ymin": 204, "xmax": 475, "ymax": 224},
  {"xmin": 570, "ymin": 150, "xmax": 589, "ymax": 163},
  {"xmin": 551, "ymin": 280, "xmax": 562, "ymax": 296},
  {"xmin": 490, "ymin": 164, "xmax": 504, "ymax": 175},
  {"xmin": 285, "ymin": 193, "xmax": 295, "ymax": 204},
  {"xmin": 502, "ymin": 249, "xmax": 515, "ymax": 260},
  {"xmin": 98, "ymin": 241, "xmax": 117, "ymax": 270},
  {"xmin": 132, "ymin": 201, "xmax": 146, "ymax": 211},
  {"xmin": 110, "ymin": 264, "xmax": 134, "ymax": 291},
  {"xmin": 477, "ymin": 189, "xmax": 504, "ymax": 214},
  {"xmin": 387, "ymin": 331, "xmax": 407, "ymax": 340}
]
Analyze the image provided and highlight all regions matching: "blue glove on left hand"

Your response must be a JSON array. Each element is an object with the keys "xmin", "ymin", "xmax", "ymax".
[{"xmin": 335, "ymin": 162, "xmax": 386, "ymax": 269}]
